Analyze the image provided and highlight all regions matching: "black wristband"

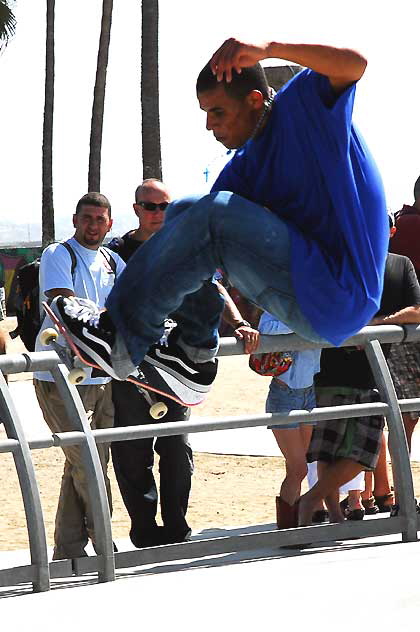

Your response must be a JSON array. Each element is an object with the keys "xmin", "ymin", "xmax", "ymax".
[{"xmin": 236, "ymin": 320, "xmax": 251, "ymax": 328}]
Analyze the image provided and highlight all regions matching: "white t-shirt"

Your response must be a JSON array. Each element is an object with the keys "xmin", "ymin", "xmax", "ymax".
[{"xmin": 34, "ymin": 237, "xmax": 125, "ymax": 383}]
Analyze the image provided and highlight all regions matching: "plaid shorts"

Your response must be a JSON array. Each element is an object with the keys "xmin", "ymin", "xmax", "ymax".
[
  {"xmin": 387, "ymin": 342, "xmax": 420, "ymax": 420},
  {"xmin": 307, "ymin": 387, "xmax": 384, "ymax": 470}
]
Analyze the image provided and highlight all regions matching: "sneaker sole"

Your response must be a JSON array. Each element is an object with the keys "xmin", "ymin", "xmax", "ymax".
[
  {"xmin": 62, "ymin": 330, "xmax": 120, "ymax": 381},
  {"xmin": 144, "ymin": 354, "xmax": 213, "ymax": 394}
]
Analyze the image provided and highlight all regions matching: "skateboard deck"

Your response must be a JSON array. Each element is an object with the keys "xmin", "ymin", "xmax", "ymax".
[{"xmin": 41, "ymin": 301, "xmax": 206, "ymax": 415}]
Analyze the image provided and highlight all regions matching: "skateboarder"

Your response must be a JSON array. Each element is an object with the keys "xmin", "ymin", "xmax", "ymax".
[{"xmin": 50, "ymin": 38, "xmax": 388, "ymax": 394}]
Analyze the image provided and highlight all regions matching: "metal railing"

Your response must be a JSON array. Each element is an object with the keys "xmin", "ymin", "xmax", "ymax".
[{"xmin": 0, "ymin": 324, "xmax": 419, "ymax": 592}]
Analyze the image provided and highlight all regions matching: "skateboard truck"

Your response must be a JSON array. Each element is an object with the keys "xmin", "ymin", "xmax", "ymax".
[{"xmin": 40, "ymin": 327, "xmax": 87, "ymax": 385}]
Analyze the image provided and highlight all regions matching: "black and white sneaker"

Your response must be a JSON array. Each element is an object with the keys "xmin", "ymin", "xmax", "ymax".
[
  {"xmin": 144, "ymin": 333, "xmax": 218, "ymax": 394},
  {"xmin": 50, "ymin": 296, "xmax": 118, "ymax": 379}
]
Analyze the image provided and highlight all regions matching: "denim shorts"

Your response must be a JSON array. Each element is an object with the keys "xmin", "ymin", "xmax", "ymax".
[{"xmin": 265, "ymin": 379, "xmax": 316, "ymax": 429}]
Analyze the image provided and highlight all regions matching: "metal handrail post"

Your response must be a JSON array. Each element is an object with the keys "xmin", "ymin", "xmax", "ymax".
[
  {"xmin": 50, "ymin": 364, "xmax": 115, "ymax": 582},
  {"xmin": 364, "ymin": 340, "xmax": 418, "ymax": 542},
  {"xmin": 0, "ymin": 371, "xmax": 50, "ymax": 592}
]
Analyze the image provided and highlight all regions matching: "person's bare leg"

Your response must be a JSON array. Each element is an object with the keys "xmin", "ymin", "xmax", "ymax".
[
  {"xmin": 272, "ymin": 426, "xmax": 310, "ymax": 505},
  {"xmin": 300, "ymin": 423, "xmax": 313, "ymax": 459},
  {"xmin": 325, "ymin": 492, "xmax": 343, "ymax": 522},
  {"xmin": 316, "ymin": 462, "xmax": 345, "ymax": 523},
  {"xmin": 306, "ymin": 460, "xmax": 328, "ymax": 515},
  {"xmin": 298, "ymin": 458, "xmax": 364, "ymax": 525},
  {"xmin": 367, "ymin": 431, "xmax": 394, "ymax": 512},
  {"xmin": 347, "ymin": 488, "xmax": 363, "ymax": 510},
  {"xmin": 402, "ymin": 412, "xmax": 418, "ymax": 455},
  {"xmin": 0, "ymin": 330, "xmax": 6, "ymax": 355},
  {"xmin": 361, "ymin": 471, "xmax": 373, "ymax": 502},
  {"xmin": 299, "ymin": 424, "xmax": 322, "ymax": 511},
  {"xmin": 388, "ymin": 415, "xmax": 419, "ymax": 509},
  {"xmin": 372, "ymin": 433, "xmax": 392, "ymax": 497}
]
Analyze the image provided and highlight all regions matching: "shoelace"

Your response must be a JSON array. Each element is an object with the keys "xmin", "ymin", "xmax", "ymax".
[
  {"xmin": 63, "ymin": 297, "xmax": 101, "ymax": 328},
  {"xmin": 159, "ymin": 319, "xmax": 177, "ymax": 346}
]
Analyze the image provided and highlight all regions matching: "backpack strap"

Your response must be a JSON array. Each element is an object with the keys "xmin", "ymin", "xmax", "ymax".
[
  {"xmin": 99, "ymin": 246, "xmax": 117, "ymax": 275},
  {"xmin": 59, "ymin": 241, "xmax": 116, "ymax": 278},
  {"xmin": 39, "ymin": 242, "xmax": 77, "ymax": 323},
  {"xmin": 60, "ymin": 241, "xmax": 77, "ymax": 277}
]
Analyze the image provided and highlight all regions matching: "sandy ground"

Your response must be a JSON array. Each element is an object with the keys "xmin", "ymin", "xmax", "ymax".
[{"xmin": 0, "ymin": 318, "xmax": 419, "ymax": 551}]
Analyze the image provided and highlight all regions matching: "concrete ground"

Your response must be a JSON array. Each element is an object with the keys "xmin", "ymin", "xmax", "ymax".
[{"xmin": 0, "ymin": 528, "xmax": 419, "ymax": 629}]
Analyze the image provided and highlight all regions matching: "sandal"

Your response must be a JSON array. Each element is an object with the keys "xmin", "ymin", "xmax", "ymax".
[
  {"xmin": 339, "ymin": 497, "xmax": 349, "ymax": 516},
  {"xmin": 312, "ymin": 509, "xmax": 329, "ymax": 524},
  {"xmin": 361, "ymin": 496, "xmax": 379, "ymax": 515},
  {"xmin": 345, "ymin": 507, "xmax": 365, "ymax": 521},
  {"xmin": 374, "ymin": 493, "xmax": 394, "ymax": 513}
]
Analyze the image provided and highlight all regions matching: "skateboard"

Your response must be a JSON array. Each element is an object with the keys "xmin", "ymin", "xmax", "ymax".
[{"xmin": 41, "ymin": 301, "xmax": 206, "ymax": 419}]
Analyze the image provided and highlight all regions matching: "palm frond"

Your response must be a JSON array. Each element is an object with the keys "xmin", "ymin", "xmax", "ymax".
[{"xmin": 0, "ymin": 1, "xmax": 17, "ymax": 50}]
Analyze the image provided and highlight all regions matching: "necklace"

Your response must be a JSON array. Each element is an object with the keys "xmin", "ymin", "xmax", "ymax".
[{"xmin": 249, "ymin": 87, "xmax": 276, "ymax": 141}]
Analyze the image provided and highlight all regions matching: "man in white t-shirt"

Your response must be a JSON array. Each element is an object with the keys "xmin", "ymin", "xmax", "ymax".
[{"xmin": 34, "ymin": 192, "xmax": 125, "ymax": 560}]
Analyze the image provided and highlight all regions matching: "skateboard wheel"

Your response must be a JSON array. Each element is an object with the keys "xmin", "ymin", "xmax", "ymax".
[
  {"xmin": 40, "ymin": 327, "xmax": 59, "ymax": 345},
  {"xmin": 150, "ymin": 402, "xmax": 168, "ymax": 419},
  {"xmin": 68, "ymin": 367, "xmax": 87, "ymax": 385}
]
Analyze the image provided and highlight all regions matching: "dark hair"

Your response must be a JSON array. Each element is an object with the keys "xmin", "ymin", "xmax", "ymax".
[
  {"xmin": 75, "ymin": 192, "xmax": 111, "ymax": 217},
  {"xmin": 414, "ymin": 176, "xmax": 420, "ymax": 201},
  {"xmin": 196, "ymin": 61, "xmax": 270, "ymax": 101}
]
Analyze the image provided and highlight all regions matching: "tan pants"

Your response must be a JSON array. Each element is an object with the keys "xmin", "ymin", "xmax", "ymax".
[{"xmin": 34, "ymin": 379, "xmax": 114, "ymax": 560}]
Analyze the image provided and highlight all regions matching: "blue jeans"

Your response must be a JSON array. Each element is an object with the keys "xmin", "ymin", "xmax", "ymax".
[
  {"xmin": 106, "ymin": 192, "xmax": 325, "ymax": 366},
  {"xmin": 266, "ymin": 379, "xmax": 316, "ymax": 429}
]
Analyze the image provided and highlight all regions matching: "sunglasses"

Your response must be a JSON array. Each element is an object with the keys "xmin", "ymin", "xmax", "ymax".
[{"xmin": 137, "ymin": 201, "xmax": 169, "ymax": 212}]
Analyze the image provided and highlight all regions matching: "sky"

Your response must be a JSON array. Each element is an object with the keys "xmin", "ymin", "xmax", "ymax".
[{"xmin": 1, "ymin": 0, "xmax": 420, "ymax": 238}]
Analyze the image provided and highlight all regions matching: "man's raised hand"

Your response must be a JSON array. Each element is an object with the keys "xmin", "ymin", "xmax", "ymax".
[{"xmin": 210, "ymin": 38, "xmax": 270, "ymax": 82}]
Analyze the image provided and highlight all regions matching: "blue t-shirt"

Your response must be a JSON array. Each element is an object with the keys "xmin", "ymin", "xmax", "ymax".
[{"xmin": 211, "ymin": 69, "xmax": 388, "ymax": 345}]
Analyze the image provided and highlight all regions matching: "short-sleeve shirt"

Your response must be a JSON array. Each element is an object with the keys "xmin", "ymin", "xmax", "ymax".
[
  {"xmin": 211, "ymin": 69, "xmax": 388, "ymax": 346},
  {"xmin": 35, "ymin": 237, "xmax": 125, "ymax": 383},
  {"xmin": 108, "ymin": 231, "xmax": 145, "ymax": 263}
]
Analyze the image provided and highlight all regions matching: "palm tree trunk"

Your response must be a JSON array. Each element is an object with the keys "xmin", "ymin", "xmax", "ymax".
[
  {"xmin": 141, "ymin": 0, "xmax": 161, "ymax": 180},
  {"xmin": 88, "ymin": 0, "xmax": 113, "ymax": 192},
  {"xmin": 42, "ymin": 0, "xmax": 55, "ymax": 246}
]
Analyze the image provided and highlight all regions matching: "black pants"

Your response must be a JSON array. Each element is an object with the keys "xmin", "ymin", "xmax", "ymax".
[{"xmin": 111, "ymin": 380, "xmax": 193, "ymax": 541}]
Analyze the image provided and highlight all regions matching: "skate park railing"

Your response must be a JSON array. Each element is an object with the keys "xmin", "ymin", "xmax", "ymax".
[{"xmin": 0, "ymin": 324, "xmax": 419, "ymax": 593}]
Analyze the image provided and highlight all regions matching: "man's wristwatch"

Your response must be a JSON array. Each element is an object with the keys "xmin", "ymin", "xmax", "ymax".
[{"xmin": 236, "ymin": 320, "xmax": 251, "ymax": 328}]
